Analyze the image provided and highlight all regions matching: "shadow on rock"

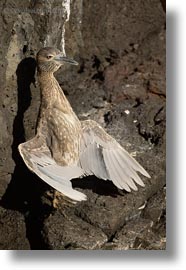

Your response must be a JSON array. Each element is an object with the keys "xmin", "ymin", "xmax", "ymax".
[
  {"xmin": 72, "ymin": 175, "xmax": 123, "ymax": 197},
  {"xmin": 0, "ymin": 57, "xmax": 51, "ymax": 250}
]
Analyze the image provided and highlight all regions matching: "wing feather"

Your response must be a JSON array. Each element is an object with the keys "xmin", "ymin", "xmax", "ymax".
[
  {"xmin": 112, "ymin": 150, "xmax": 137, "ymax": 191},
  {"xmin": 18, "ymin": 138, "xmax": 87, "ymax": 201},
  {"xmin": 80, "ymin": 120, "xmax": 150, "ymax": 193},
  {"xmin": 103, "ymin": 149, "xmax": 124, "ymax": 189},
  {"xmin": 116, "ymin": 149, "xmax": 145, "ymax": 187},
  {"xmin": 118, "ymin": 148, "xmax": 151, "ymax": 178}
]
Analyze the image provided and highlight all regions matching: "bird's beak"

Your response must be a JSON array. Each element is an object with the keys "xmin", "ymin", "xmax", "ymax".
[{"xmin": 54, "ymin": 54, "xmax": 79, "ymax": 65}]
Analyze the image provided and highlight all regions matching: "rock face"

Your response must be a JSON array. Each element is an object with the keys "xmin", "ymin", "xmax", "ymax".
[
  {"xmin": 0, "ymin": 0, "xmax": 165, "ymax": 249},
  {"xmin": 43, "ymin": 206, "xmax": 108, "ymax": 250},
  {"xmin": 0, "ymin": 206, "xmax": 30, "ymax": 249}
]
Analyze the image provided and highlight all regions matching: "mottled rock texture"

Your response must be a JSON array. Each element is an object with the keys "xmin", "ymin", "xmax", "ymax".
[
  {"xmin": 0, "ymin": 206, "xmax": 30, "ymax": 249},
  {"xmin": 0, "ymin": 0, "xmax": 165, "ymax": 249}
]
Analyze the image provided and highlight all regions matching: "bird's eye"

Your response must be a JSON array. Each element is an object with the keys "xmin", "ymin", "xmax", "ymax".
[{"xmin": 47, "ymin": 55, "xmax": 53, "ymax": 59}]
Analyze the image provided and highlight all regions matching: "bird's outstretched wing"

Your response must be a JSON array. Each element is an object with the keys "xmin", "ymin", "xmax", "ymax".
[
  {"xmin": 18, "ymin": 135, "xmax": 86, "ymax": 201},
  {"xmin": 79, "ymin": 120, "xmax": 151, "ymax": 192}
]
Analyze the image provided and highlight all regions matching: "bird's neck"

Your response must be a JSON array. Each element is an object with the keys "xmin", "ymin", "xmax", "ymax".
[{"xmin": 37, "ymin": 71, "xmax": 72, "ymax": 113}]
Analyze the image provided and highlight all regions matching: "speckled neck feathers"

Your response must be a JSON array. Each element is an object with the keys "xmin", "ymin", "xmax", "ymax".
[{"xmin": 38, "ymin": 71, "xmax": 73, "ymax": 114}]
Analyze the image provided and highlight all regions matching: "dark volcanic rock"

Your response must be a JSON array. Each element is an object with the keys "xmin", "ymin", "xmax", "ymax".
[
  {"xmin": 0, "ymin": 206, "xmax": 30, "ymax": 250},
  {"xmin": 66, "ymin": 0, "xmax": 164, "ymax": 58},
  {"xmin": 0, "ymin": 0, "xmax": 165, "ymax": 250},
  {"xmin": 102, "ymin": 188, "xmax": 166, "ymax": 250},
  {"xmin": 43, "ymin": 206, "xmax": 108, "ymax": 250}
]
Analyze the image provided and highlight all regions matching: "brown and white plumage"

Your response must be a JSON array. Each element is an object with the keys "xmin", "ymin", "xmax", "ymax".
[{"xmin": 18, "ymin": 47, "xmax": 150, "ymax": 202}]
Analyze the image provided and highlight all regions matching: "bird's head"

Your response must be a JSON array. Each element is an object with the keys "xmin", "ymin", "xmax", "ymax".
[{"xmin": 36, "ymin": 47, "xmax": 78, "ymax": 73}]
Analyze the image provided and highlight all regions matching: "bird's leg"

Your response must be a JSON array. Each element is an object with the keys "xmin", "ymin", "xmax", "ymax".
[
  {"xmin": 53, "ymin": 190, "xmax": 75, "ymax": 209},
  {"xmin": 53, "ymin": 190, "xmax": 62, "ymax": 209}
]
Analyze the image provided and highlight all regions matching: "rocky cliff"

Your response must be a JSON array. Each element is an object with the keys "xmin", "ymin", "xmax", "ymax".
[{"xmin": 0, "ymin": 0, "xmax": 166, "ymax": 250}]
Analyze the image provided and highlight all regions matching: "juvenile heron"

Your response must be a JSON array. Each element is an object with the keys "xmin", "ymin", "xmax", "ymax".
[{"xmin": 18, "ymin": 47, "xmax": 150, "ymax": 202}]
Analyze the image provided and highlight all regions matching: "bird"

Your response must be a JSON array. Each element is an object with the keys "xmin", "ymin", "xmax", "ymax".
[{"xmin": 18, "ymin": 47, "xmax": 151, "ymax": 203}]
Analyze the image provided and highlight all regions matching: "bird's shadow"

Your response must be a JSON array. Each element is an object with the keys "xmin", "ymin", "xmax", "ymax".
[
  {"xmin": 0, "ymin": 57, "xmax": 50, "ymax": 249},
  {"xmin": 72, "ymin": 176, "xmax": 123, "ymax": 197}
]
